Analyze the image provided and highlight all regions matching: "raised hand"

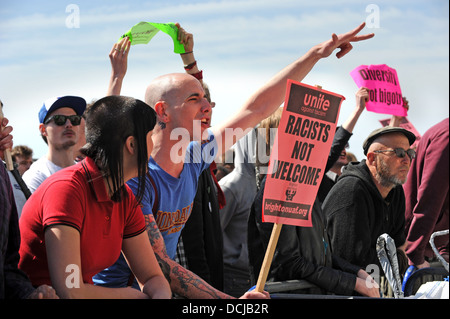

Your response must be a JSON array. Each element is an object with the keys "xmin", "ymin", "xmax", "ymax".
[
  {"xmin": 0, "ymin": 117, "xmax": 13, "ymax": 160},
  {"xmin": 175, "ymin": 23, "xmax": 194, "ymax": 53},
  {"xmin": 110, "ymin": 36, "xmax": 131, "ymax": 80},
  {"xmin": 107, "ymin": 36, "xmax": 131, "ymax": 96},
  {"xmin": 316, "ymin": 22, "xmax": 375, "ymax": 59}
]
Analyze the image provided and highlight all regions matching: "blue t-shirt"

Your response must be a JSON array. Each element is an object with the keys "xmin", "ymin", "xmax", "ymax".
[{"xmin": 93, "ymin": 129, "xmax": 217, "ymax": 287}]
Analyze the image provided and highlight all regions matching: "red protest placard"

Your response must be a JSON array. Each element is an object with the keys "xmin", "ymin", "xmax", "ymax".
[
  {"xmin": 262, "ymin": 80, "xmax": 345, "ymax": 227},
  {"xmin": 350, "ymin": 64, "xmax": 405, "ymax": 117}
]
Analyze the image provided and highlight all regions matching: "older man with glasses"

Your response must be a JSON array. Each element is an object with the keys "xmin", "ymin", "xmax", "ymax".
[
  {"xmin": 22, "ymin": 96, "xmax": 86, "ymax": 193},
  {"xmin": 322, "ymin": 126, "xmax": 416, "ymax": 297}
]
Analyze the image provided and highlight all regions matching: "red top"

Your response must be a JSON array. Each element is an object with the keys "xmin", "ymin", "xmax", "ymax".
[
  {"xmin": 19, "ymin": 157, "xmax": 145, "ymax": 286},
  {"xmin": 404, "ymin": 118, "xmax": 449, "ymax": 265}
]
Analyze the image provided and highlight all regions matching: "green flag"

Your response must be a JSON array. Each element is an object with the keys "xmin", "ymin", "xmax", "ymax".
[{"xmin": 119, "ymin": 21, "xmax": 185, "ymax": 54}]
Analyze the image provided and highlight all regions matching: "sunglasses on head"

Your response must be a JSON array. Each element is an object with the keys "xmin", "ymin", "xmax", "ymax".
[
  {"xmin": 44, "ymin": 114, "xmax": 82, "ymax": 126},
  {"xmin": 373, "ymin": 147, "xmax": 416, "ymax": 160}
]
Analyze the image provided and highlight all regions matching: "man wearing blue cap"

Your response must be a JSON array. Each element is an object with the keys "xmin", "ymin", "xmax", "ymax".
[{"xmin": 22, "ymin": 96, "xmax": 86, "ymax": 193}]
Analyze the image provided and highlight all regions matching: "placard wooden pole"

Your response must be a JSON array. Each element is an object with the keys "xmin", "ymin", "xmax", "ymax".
[
  {"xmin": 255, "ymin": 223, "xmax": 283, "ymax": 292},
  {"xmin": 0, "ymin": 107, "xmax": 14, "ymax": 170}
]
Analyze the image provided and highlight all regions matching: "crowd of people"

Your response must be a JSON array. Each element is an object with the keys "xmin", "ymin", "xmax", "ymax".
[{"xmin": 1, "ymin": 22, "xmax": 448, "ymax": 300}]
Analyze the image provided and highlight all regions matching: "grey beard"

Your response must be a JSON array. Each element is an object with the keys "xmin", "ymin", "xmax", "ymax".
[
  {"xmin": 375, "ymin": 159, "xmax": 407, "ymax": 187},
  {"xmin": 375, "ymin": 172, "xmax": 406, "ymax": 188}
]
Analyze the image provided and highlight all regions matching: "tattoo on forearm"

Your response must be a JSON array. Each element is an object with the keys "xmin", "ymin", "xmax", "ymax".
[
  {"xmin": 171, "ymin": 262, "xmax": 227, "ymax": 299},
  {"xmin": 144, "ymin": 215, "xmax": 164, "ymax": 251},
  {"xmin": 156, "ymin": 255, "xmax": 171, "ymax": 284},
  {"xmin": 143, "ymin": 215, "xmax": 230, "ymax": 299}
]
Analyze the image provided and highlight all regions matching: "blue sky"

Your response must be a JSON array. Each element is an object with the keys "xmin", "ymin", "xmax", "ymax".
[{"xmin": 1, "ymin": 0, "xmax": 448, "ymax": 160}]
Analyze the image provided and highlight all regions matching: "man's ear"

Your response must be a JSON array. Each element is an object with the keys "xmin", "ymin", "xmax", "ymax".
[
  {"xmin": 154, "ymin": 101, "xmax": 168, "ymax": 123},
  {"xmin": 39, "ymin": 123, "xmax": 47, "ymax": 137},
  {"xmin": 366, "ymin": 152, "xmax": 377, "ymax": 166}
]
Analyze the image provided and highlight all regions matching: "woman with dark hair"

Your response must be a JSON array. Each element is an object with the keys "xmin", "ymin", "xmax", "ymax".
[{"xmin": 18, "ymin": 96, "xmax": 171, "ymax": 299}]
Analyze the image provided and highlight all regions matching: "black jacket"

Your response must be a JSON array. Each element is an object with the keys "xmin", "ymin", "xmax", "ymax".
[
  {"xmin": 1, "ymin": 163, "xmax": 35, "ymax": 299},
  {"xmin": 248, "ymin": 176, "xmax": 361, "ymax": 296},
  {"xmin": 317, "ymin": 126, "xmax": 352, "ymax": 203},
  {"xmin": 322, "ymin": 160, "xmax": 406, "ymax": 269}
]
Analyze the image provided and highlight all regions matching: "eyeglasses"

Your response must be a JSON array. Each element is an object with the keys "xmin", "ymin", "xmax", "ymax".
[
  {"xmin": 373, "ymin": 148, "xmax": 416, "ymax": 160},
  {"xmin": 44, "ymin": 115, "xmax": 82, "ymax": 126}
]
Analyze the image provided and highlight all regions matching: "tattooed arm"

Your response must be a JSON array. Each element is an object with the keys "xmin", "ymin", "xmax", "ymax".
[{"xmin": 144, "ymin": 214, "xmax": 233, "ymax": 299}]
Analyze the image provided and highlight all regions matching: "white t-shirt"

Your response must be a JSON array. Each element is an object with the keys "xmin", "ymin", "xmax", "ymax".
[
  {"xmin": 7, "ymin": 170, "xmax": 28, "ymax": 218},
  {"xmin": 22, "ymin": 156, "xmax": 64, "ymax": 193}
]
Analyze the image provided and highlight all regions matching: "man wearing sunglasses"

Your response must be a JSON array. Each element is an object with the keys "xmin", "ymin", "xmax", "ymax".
[
  {"xmin": 22, "ymin": 96, "xmax": 86, "ymax": 193},
  {"xmin": 322, "ymin": 126, "xmax": 416, "ymax": 297}
]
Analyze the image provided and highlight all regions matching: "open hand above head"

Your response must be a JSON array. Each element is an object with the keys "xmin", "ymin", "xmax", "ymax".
[{"xmin": 109, "ymin": 36, "xmax": 131, "ymax": 79}]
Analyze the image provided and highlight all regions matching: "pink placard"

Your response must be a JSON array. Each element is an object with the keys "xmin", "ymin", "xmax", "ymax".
[
  {"xmin": 350, "ymin": 64, "xmax": 406, "ymax": 117},
  {"xmin": 262, "ymin": 80, "xmax": 345, "ymax": 227}
]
